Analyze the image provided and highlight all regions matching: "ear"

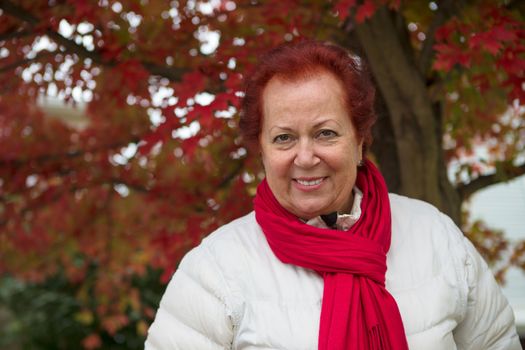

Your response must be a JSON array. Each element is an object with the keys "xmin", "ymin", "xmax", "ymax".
[
  {"xmin": 259, "ymin": 150, "xmax": 267, "ymax": 171},
  {"xmin": 257, "ymin": 138, "xmax": 267, "ymax": 171},
  {"xmin": 357, "ymin": 139, "xmax": 364, "ymax": 162}
]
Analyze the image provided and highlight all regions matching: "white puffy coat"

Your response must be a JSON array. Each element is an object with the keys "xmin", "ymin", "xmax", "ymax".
[{"xmin": 145, "ymin": 194, "xmax": 521, "ymax": 350}]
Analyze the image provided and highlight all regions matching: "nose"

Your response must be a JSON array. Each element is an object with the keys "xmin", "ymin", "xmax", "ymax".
[{"xmin": 294, "ymin": 139, "xmax": 320, "ymax": 168}]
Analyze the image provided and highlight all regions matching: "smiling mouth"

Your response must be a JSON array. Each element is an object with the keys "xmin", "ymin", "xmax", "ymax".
[{"xmin": 295, "ymin": 178, "xmax": 325, "ymax": 186}]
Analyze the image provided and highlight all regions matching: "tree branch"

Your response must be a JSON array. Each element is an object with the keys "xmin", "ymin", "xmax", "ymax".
[
  {"xmin": 0, "ymin": 136, "xmax": 141, "ymax": 166},
  {"xmin": 0, "ymin": 28, "xmax": 31, "ymax": 42},
  {"xmin": 0, "ymin": 50, "xmax": 52, "ymax": 73},
  {"xmin": 108, "ymin": 178, "xmax": 150, "ymax": 193},
  {"xmin": 0, "ymin": 178, "xmax": 150, "ymax": 229},
  {"xmin": 217, "ymin": 158, "xmax": 245, "ymax": 189},
  {"xmin": 418, "ymin": 0, "xmax": 458, "ymax": 76},
  {"xmin": 457, "ymin": 162, "xmax": 525, "ymax": 200},
  {"xmin": 0, "ymin": 0, "xmax": 188, "ymax": 80}
]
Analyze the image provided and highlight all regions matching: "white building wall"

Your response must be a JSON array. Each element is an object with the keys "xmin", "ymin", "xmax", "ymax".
[{"xmin": 468, "ymin": 175, "xmax": 525, "ymax": 335}]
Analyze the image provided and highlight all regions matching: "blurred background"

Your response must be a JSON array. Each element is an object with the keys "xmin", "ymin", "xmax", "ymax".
[{"xmin": 0, "ymin": 0, "xmax": 524, "ymax": 348}]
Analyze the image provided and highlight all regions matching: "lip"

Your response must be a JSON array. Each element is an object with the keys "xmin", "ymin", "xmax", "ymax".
[{"xmin": 293, "ymin": 177, "xmax": 326, "ymax": 192}]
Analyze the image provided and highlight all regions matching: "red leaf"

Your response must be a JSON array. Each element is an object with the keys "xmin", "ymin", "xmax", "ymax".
[
  {"xmin": 503, "ymin": 74, "xmax": 525, "ymax": 103},
  {"xmin": 137, "ymin": 132, "xmax": 163, "ymax": 155},
  {"xmin": 181, "ymin": 135, "xmax": 200, "ymax": 158},
  {"xmin": 355, "ymin": 0, "xmax": 376, "ymax": 23},
  {"xmin": 498, "ymin": 55, "xmax": 525, "ymax": 75},
  {"xmin": 210, "ymin": 93, "xmax": 231, "ymax": 111},
  {"xmin": 433, "ymin": 43, "xmax": 471, "ymax": 72},
  {"xmin": 334, "ymin": 0, "xmax": 357, "ymax": 21},
  {"xmin": 492, "ymin": 25, "xmax": 518, "ymax": 42},
  {"xmin": 470, "ymin": 32, "xmax": 502, "ymax": 55},
  {"xmin": 102, "ymin": 314, "xmax": 129, "ymax": 335},
  {"xmin": 225, "ymin": 72, "xmax": 243, "ymax": 91},
  {"xmin": 160, "ymin": 268, "xmax": 175, "ymax": 284},
  {"xmin": 82, "ymin": 334, "xmax": 102, "ymax": 350},
  {"xmin": 115, "ymin": 60, "xmax": 149, "ymax": 93},
  {"xmin": 435, "ymin": 24, "xmax": 453, "ymax": 41},
  {"xmin": 176, "ymin": 72, "xmax": 206, "ymax": 103},
  {"xmin": 66, "ymin": 0, "xmax": 97, "ymax": 22}
]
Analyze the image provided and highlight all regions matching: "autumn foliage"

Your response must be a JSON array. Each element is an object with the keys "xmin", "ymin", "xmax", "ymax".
[{"xmin": 0, "ymin": 0, "xmax": 524, "ymax": 347}]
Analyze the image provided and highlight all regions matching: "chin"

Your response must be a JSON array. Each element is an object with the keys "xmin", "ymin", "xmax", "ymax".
[
  {"xmin": 292, "ymin": 205, "xmax": 327, "ymax": 220},
  {"xmin": 284, "ymin": 197, "xmax": 334, "ymax": 219}
]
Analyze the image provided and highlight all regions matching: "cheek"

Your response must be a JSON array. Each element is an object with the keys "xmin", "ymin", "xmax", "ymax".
[
  {"xmin": 261, "ymin": 150, "xmax": 288, "ymax": 181},
  {"xmin": 328, "ymin": 149, "xmax": 359, "ymax": 182}
]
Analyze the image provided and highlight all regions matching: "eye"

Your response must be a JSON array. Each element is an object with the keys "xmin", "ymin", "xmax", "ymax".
[
  {"xmin": 273, "ymin": 134, "xmax": 293, "ymax": 144},
  {"xmin": 317, "ymin": 129, "xmax": 338, "ymax": 139}
]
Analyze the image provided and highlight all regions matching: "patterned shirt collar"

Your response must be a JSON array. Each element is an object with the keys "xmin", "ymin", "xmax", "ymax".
[{"xmin": 304, "ymin": 187, "xmax": 363, "ymax": 231}]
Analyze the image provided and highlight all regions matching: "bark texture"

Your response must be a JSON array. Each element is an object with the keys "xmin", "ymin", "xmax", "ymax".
[{"xmin": 352, "ymin": 8, "xmax": 462, "ymax": 223}]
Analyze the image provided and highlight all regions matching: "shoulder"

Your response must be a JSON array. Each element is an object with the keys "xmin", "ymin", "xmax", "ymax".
[
  {"xmin": 386, "ymin": 193, "xmax": 469, "ymax": 289},
  {"xmin": 180, "ymin": 211, "xmax": 274, "ymax": 290},
  {"xmin": 180, "ymin": 211, "xmax": 262, "ymax": 269},
  {"xmin": 199, "ymin": 211, "xmax": 266, "ymax": 258},
  {"xmin": 388, "ymin": 193, "xmax": 465, "ymax": 249},
  {"xmin": 204, "ymin": 211, "xmax": 259, "ymax": 243},
  {"xmin": 388, "ymin": 192, "xmax": 443, "ymax": 223}
]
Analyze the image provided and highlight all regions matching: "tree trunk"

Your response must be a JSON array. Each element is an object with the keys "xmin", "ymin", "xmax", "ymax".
[{"xmin": 352, "ymin": 8, "xmax": 462, "ymax": 223}]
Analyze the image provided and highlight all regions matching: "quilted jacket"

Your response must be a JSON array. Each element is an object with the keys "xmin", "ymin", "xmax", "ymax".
[{"xmin": 145, "ymin": 193, "xmax": 522, "ymax": 350}]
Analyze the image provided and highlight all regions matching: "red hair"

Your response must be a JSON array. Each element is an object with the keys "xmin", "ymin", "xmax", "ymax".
[{"xmin": 240, "ymin": 40, "xmax": 377, "ymax": 154}]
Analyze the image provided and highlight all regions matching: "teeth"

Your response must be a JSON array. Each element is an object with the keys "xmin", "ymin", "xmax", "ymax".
[{"xmin": 297, "ymin": 178, "xmax": 323, "ymax": 186}]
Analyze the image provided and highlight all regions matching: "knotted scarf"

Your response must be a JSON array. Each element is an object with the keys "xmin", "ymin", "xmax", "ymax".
[{"xmin": 253, "ymin": 159, "xmax": 408, "ymax": 350}]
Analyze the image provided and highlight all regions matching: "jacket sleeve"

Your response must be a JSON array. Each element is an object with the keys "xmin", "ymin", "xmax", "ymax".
[
  {"xmin": 145, "ymin": 244, "xmax": 234, "ymax": 350},
  {"xmin": 444, "ymin": 215, "xmax": 522, "ymax": 350}
]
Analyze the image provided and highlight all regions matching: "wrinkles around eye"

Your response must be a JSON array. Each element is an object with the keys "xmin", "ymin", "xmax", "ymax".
[
  {"xmin": 317, "ymin": 129, "xmax": 338, "ymax": 138},
  {"xmin": 273, "ymin": 134, "xmax": 292, "ymax": 143}
]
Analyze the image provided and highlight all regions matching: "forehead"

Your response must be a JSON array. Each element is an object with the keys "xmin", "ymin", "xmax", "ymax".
[{"xmin": 261, "ymin": 71, "xmax": 348, "ymax": 121}]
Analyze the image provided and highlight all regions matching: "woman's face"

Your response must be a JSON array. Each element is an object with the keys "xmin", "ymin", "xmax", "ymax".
[{"xmin": 260, "ymin": 71, "xmax": 363, "ymax": 220}]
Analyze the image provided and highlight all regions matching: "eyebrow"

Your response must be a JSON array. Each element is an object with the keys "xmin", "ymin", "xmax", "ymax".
[
  {"xmin": 269, "ymin": 118, "xmax": 338, "ymax": 133},
  {"xmin": 313, "ymin": 119, "xmax": 336, "ymax": 128},
  {"xmin": 269, "ymin": 125, "xmax": 293, "ymax": 133}
]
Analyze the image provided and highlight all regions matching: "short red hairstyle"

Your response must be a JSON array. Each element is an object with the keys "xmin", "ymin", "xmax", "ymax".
[{"xmin": 240, "ymin": 40, "xmax": 377, "ymax": 154}]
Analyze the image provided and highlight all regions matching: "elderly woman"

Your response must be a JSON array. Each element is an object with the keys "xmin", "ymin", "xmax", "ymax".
[{"xmin": 145, "ymin": 41, "xmax": 521, "ymax": 349}]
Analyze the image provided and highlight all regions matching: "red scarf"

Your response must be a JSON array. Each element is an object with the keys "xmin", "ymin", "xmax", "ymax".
[{"xmin": 254, "ymin": 159, "xmax": 408, "ymax": 350}]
